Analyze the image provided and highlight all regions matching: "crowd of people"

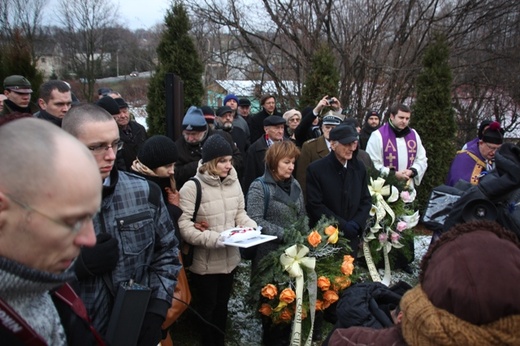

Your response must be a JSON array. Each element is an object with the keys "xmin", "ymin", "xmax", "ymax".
[{"xmin": 1, "ymin": 73, "xmax": 520, "ymax": 346}]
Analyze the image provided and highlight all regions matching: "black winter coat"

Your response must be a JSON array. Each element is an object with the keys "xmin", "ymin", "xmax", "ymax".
[
  {"xmin": 306, "ymin": 151, "xmax": 372, "ymax": 252},
  {"xmin": 249, "ymin": 108, "xmax": 282, "ymax": 143}
]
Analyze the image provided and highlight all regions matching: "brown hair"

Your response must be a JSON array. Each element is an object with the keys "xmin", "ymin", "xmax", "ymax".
[
  {"xmin": 260, "ymin": 94, "xmax": 275, "ymax": 106},
  {"xmin": 264, "ymin": 141, "xmax": 300, "ymax": 181},
  {"xmin": 388, "ymin": 103, "xmax": 411, "ymax": 116}
]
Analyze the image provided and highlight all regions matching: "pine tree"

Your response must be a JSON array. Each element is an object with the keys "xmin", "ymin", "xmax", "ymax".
[
  {"xmin": 0, "ymin": 32, "xmax": 44, "ymax": 103},
  {"xmin": 412, "ymin": 35, "xmax": 456, "ymax": 209},
  {"xmin": 299, "ymin": 43, "xmax": 339, "ymax": 109},
  {"xmin": 146, "ymin": 2, "xmax": 204, "ymax": 135}
]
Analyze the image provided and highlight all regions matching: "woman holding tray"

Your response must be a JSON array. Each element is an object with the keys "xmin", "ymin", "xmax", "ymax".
[
  {"xmin": 178, "ymin": 133, "xmax": 257, "ymax": 346},
  {"xmin": 246, "ymin": 140, "xmax": 306, "ymax": 346}
]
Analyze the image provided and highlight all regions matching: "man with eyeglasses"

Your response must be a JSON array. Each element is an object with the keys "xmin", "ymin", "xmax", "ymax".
[
  {"xmin": 62, "ymin": 104, "xmax": 181, "ymax": 346},
  {"xmin": 1, "ymin": 75, "xmax": 38, "ymax": 116},
  {"xmin": 0, "ymin": 118, "xmax": 105, "ymax": 344},
  {"xmin": 215, "ymin": 105, "xmax": 249, "ymax": 173},
  {"xmin": 446, "ymin": 121, "xmax": 504, "ymax": 187}
]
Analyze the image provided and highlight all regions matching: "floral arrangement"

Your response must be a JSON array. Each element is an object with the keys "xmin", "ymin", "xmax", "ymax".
[
  {"xmin": 248, "ymin": 216, "xmax": 356, "ymax": 345},
  {"xmin": 363, "ymin": 173, "xmax": 420, "ymax": 285}
]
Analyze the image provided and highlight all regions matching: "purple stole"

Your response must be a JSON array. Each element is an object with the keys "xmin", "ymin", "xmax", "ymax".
[{"xmin": 379, "ymin": 123, "xmax": 418, "ymax": 169}]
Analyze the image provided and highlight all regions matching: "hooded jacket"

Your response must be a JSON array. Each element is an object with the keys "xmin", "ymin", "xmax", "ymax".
[{"xmin": 178, "ymin": 162, "xmax": 256, "ymax": 275}]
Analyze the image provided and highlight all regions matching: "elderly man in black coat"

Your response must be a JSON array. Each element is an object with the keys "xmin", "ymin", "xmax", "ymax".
[{"xmin": 306, "ymin": 124, "xmax": 372, "ymax": 257}]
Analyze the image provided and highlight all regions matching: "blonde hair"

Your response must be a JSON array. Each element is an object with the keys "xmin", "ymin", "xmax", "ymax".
[{"xmin": 198, "ymin": 157, "xmax": 233, "ymax": 176}]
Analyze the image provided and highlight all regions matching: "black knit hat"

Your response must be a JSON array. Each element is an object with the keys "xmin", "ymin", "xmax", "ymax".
[
  {"xmin": 96, "ymin": 96, "xmax": 120, "ymax": 115},
  {"xmin": 202, "ymin": 134, "xmax": 233, "ymax": 163},
  {"xmin": 138, "ymin": 135, "xmax": 178, "ymax": 169}
]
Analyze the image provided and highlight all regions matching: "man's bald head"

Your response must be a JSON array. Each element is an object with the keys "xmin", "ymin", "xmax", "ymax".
[{"xmin": 0, "ymin": 118, "xmax": 98, "ymax": 202}]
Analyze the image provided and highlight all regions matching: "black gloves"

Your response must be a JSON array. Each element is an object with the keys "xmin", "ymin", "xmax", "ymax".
[
  {"xmin": 342, "ymin": 220, "xmax": 360, "ymax": 239},
  {"xmin": 137, "ymin": 312, "xmax": 165, "ymax": 346},
  {"xmin": 75, "ymin": 233, "xmax": 119, "ymax": 280}
]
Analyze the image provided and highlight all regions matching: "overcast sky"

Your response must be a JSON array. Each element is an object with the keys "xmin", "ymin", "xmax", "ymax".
[{"xmin": 45, "ymin": 0, "xmax": 171, "ymax": 30}]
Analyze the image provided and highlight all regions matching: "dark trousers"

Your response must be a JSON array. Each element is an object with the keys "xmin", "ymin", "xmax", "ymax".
[{"xmin": 190, "ymin": 270, "xmax": 236, "ymax": 346}]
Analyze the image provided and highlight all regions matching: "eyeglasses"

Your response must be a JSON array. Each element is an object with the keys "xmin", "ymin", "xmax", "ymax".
[
  {"xmin": 5, "ymin": 193, "xmax": 95, "ymax": 233},
  {"xmin": 289, "ymin": 118, "xmax": 300, "ymax": 122},
  {"xmin": 483, "ymin": 142, "xmax": 500, "ymax": 152},
  {"xmin": 87, "ymin": 140, "xmax": 123, "ymax": 155}
]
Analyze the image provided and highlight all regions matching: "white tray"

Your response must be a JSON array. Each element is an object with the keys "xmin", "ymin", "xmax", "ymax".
[{"xmin": 223, "ymin": 234, "xmax": 277, "ymax": 248}]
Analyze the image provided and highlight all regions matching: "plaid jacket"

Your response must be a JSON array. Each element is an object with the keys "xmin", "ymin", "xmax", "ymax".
[{"xmin": 77, "ymin": 170, "xmax": 180, "ymax": 335}]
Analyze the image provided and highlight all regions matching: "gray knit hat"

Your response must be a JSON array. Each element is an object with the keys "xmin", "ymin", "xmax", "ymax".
[
  {"xmin": 202, "ymin": 134, "xmax": 233, "ymax": 163},
  {"xmin": 182, "ymin": 106, "xmax": 207, "ymax": 131}
]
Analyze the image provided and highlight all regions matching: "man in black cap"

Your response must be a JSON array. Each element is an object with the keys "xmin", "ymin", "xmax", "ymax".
[
  {"xmin": 234, "ymin": 98, "xmax": 252, "ymax": 139},
  {"xmin": 243, "ymin": 115, "xmax": 287, "ymax": 193},
  {"xmin": 306, "ymin": 124, "xmax": 372, "ymax": 257},
  {"xmin": 359, "ymin": 110, "xmax": 381, "ymax": 150},
  {"xmin": 96, "ymin": 96, "xmax": 147, "ymax": 171},
  {"xmin": 238, "ymin": 98, "xmax": 252, "ymax": 126},
  {"xmin": 1, "ymin": 75, "xmax": 37, "ymax": 116},
  {"xmin": 215, "ymin": 106, "xmax": 250, "ymax": 172}
]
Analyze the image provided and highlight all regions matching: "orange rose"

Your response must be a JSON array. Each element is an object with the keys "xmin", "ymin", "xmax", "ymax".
[
  {"xmin": 317, "ymin": 276, "xmax": 331, "ymax": 291},
  {"xmin": 315, "ymin": 299, "xmax": 324, "ymax": 311},
  {"xmin": 343, "ymin": 255, "xmax": 354, "ymax": 265},
  {"xmin": 279, "ymin": 307, "xmax": 293, "ymax": 322},
  {"xmin": 261, "ymin": 284, "xmax": 278, "ymax": 299},
  {"xmin": 334, "ymin": 276, "xmax": 352, "ymax": 290},
  {"xmin": 259, "ymin": 303, "xmax": 272, "ymax": 316},
  {"xmin": 324, "ymin": 225, "xmax": 337, "ymax": 235},
  {"xmin": 323, "ymin": 290, "xmax": 339, "ymax": 304},
  {"xmin": 322, "ymin": 300, "xmax": 331, "ymax": 309},
  {"xmin": 341, "ymin": 261, "xmax": 354, "ymax": 276},
  {"xmin": 307, "ymin": 230, "xmax": 322, "ymax": 247},
  {"xmin": 279, "ymin": 288, "xmax": 296, "ymax": 304}
]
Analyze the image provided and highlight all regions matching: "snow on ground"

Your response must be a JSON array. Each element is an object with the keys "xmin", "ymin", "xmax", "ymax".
[{"xmin": 226, "ymin": 235, "xmax": 432, "ymax": 345}]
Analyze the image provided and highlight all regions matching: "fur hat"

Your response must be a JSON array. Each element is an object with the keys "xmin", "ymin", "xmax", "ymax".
[
  {"xmin": 202, "ymin": 134, "xmax": 233, "ymax": 163},
  {"xmin": 481, "ymin": 121, "xmax": 503, "ymax": 145},
  {"xmin": 182, "ymin": 106, "xmax": 208, "ymax": 131},
  {"xmin": 223, "ymin": 94, "xmax": 239, "ymax": 105},
  {"xmin": 283, "ymin": 109, "xmax": 302, "ymax": 122},
  {"xmin": 138, "ymin": 135, "xmax": 178, "ymax": 169},
  {"xmin": 96, "ymin": 96, "xmax": 120, "ymax": 115}
]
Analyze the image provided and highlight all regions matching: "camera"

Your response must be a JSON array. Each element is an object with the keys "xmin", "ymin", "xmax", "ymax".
[{"xmin": 327, "ymin": 98, "xmax": 336, "ymax": 105}]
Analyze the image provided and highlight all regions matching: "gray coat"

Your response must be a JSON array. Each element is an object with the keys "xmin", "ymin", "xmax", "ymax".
[{"xmin": 246, "ymin": 169, "xmax": 306, "ymax": 271}]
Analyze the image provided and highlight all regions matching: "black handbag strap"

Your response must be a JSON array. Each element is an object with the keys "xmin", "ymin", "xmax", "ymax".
[{"xmin": 189, "ymin": 177, "xmax": 202, "ymax": 222}]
